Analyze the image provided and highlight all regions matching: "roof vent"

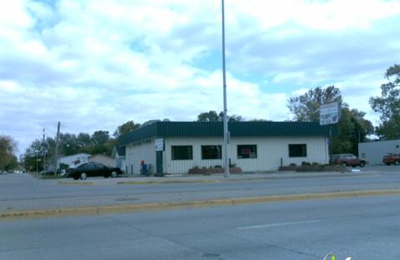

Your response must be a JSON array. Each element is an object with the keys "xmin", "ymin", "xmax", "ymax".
[{"xmin": 141, "ymin": 119, "xmax": 161, "ymax": 128}]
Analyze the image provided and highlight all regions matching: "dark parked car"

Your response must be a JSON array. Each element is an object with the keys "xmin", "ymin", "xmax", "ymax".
[
  {"xmin": 382, "ymin": 153, "xmax": 400, "ymax": 165},
  {"xmin": 66, "ymin": 162, "xmax": 122, "ymax": 180},
  {"xmin": 331, "ymin": 153, "xmax": 367, "ymax": 167},
  {"xmin": 40, "ymin": 169, "xmax": 65, "ymax": 176}
]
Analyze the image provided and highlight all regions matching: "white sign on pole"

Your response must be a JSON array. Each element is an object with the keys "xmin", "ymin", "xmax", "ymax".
[
  {"xmin": 320, "ymin": 102, "xmax": 340, "ymax": 125},
  {"xmin": 155, "ymin": 139, "xmax": 164, "ymax": 151}
]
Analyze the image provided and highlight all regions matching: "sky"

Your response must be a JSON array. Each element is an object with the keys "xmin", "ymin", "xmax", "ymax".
[{"xmin": 1, "ymin": 0, "xmax": 399, "ymax": 156}]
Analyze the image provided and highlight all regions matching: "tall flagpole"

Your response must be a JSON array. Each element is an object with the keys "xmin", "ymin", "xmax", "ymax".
[{"xmin": 221, "ymin": 0, "xmax": 229, "ymax": 177}]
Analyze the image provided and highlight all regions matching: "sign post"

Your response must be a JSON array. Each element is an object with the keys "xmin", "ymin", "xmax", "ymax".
[
  {"xmin": 320, "ymin": 102, "xmax": 340, "ymax": 125},
  {"xmin": 154, "ymin": 139, "xmax": 164, "ymax": 176},
  {"xmin": 320, "ymin": 102, "xmax": 340, "ymax": 163}
]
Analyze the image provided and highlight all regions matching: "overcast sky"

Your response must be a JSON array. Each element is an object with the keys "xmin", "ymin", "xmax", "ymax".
[{"xmin": 1, "ymin": 0, "xmax": 399, "ymax": 156}]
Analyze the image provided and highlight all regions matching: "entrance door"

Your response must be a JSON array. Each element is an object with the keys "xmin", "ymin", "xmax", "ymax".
[{"xmin": 156, "ymin": 151, "xmax": 163, "ymax": 176}]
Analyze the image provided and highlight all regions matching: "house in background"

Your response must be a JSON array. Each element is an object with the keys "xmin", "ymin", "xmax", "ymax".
[
  {"xmin": 88, "ymin": 154, "xmax": 116, "ymax": 168},
  {"xmin": 359, "ymin": 139, "xmax": 400, "ymax": 165},
  {"xmin": 59, "ymin": 153, "xmax": 117, "ymax": 169},
  {"xmin": 59, "ymin": 153, "xmax": 90, "ymax": 168},
  {"xmin": 119, "ymin": 121, "xmax": 334, "ymax": 175},
  {"xmin": 112, "ymin": 146, "xmax": 127, "ymax": 172}
]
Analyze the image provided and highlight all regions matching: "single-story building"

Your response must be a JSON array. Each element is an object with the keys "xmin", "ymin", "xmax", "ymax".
[
  {"xmin": 119, "ymin": 121, "xmax": 334, "ymax": 175},
  {"xmin": 359, "ymin": 139, "xmax": 400, "ymax": 165}
]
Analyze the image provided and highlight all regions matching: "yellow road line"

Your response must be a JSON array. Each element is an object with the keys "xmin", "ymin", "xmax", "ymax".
[{"xmin": 2, "ymin": 189, "xmax": 400, "ymax": 221}]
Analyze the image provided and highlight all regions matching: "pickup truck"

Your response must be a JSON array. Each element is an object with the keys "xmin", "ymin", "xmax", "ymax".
[{"xmin": 382, "ymin": 153, "xmax": 400, "ymax": 165}]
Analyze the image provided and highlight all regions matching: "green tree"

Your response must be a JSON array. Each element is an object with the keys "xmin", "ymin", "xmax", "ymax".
[
  {"xmin": 369, "ymin": 64, "xmax": 400, "ymax": 140},
  {"xmin": 197, "ymin": 110, "xmax": 220, "ymax": 122},
  {"xmin": 288, "ymin": 86, "xmax": 373, "ymax": 155},
  {"xmin": 7, "ymin": 155, "xmax": 18, "ymax": 170},
  {"xmin": 225, "ymin": 113, "xmax": 245, "ymax": 122},
  {"xmin": 76, "ymin": 131, "xmax": 114, "ymax": 156},
  {"xmin": 0, "ymin": 135, "xmax": 17, "ymax": 171},
  {"xmin": 24, "ymin": 139, "xmax": 44, "ymax": 172},
  {"xmin": 77, "ymin": 133, "xmax": 91, "ymax": 148},
  {"xmin": 91, "ymin": 131, "xmax": 110, "ymax": 146},
  {"xmin": 197, "ymin": 111, "xmax": 245, "ymax": 122},
  {"xmin": 250, "ymin": 119, "xmax": 271, "ymax": 122},
  {"xmin": 114, "ymin": 120, "xmax": 141, "ymax": 138},
  {"xmin": 288, "ymin": 86, "xmax": 342, "ymax": 122},
  {"xmin": 331, "ymin": 107, "xmax": 374, "ymax": 155},
  {"xmin": 59, "ymin": 133, "xmax": 79, "ymax": 156},
  {"xmin": 23, "ymin": 130, "xmax": 116, "ymax": 170}
]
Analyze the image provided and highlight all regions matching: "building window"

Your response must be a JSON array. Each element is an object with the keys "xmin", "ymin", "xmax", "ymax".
[
  {"xmin": 237, "ymin": 145, "xmax": 257, "ymax": 159},
  {"xmin": 289, "ymin": 144, "xmax": 307, "ymax": 157},
  {"xmin": 171, "ymin": 146, "xmax": 193, "ymax": 160},
  {"xmin": 202, "ymin": 145, "xmax": 222, "ymax": 160}
]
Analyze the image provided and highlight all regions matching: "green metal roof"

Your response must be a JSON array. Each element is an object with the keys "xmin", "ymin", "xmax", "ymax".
[{"xmin": 119, "ymin": 121, "xmax": 337, "ymax": 145}]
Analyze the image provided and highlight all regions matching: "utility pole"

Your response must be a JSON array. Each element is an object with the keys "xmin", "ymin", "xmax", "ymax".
[
  {"xmin": 42, "ymin": 128, "xmax": 46, "ymax": 171},
  {"xmin": 53, "ymin": 122, "xmax": 60, "ymax": 177},
  {"xmin": 221, "ymin": 0, "xmax": 230, "ymax": 178}
]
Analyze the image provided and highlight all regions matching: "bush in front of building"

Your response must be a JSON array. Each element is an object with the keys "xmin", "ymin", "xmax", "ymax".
[
  {"xmin": 188, "ymin": 165, "xmax": 242, "ymax": 175},
  {"xmin": 280, "ymin": 162, "xmax": 346, "ymax": 172}
]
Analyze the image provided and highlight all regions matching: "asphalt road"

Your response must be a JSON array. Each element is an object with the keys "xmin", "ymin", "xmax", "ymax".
[
  {"xmin": 1, "ymin": 168, "xmax": 400, "ymax": 212},
  {"xmin": 2, "ymin": 194, "xmax": 400, "ymax": 259}
]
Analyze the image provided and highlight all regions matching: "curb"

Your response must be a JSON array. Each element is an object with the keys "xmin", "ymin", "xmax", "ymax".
[
  {"xmin": 2, "ymin": 189, "xmax": 400, "ymax": 221},
  {"xmin": 117, "ymin": 180, "xmax": 221, "ymax": 185},
  {"xmin": 57, "ymin": 181, "xmax": 94, "ymax": 186},
  {"xmin": 114, "ymin": 173, "xmax": 360, "ymax": 185}
]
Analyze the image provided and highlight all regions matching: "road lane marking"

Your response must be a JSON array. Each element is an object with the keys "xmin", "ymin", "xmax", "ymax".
[{"xmin": 237, "ymin": 219, "xmax": 321, "ymax": 230}]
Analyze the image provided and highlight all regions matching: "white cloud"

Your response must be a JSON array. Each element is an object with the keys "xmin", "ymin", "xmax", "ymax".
[
  {"xmin": 0, "ymin": 0, "xmax": 398, "ymax": 156},
  {"xmin": 0, "ymin": 0, "xmax": 32, "ymax": 28}
]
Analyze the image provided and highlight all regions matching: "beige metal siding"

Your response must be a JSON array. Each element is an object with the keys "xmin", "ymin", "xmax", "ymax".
[
  {"xmin": 126, "ymin": 140, "xmax": 156, "ymax": 175},
  {"xmin": 264, "ymin": 137, "xmax": 329, "ymax": 169},
  {"xmin": 231, "ymin": 137, "xmax": 328, "ymax": 171},
  {"xmin": 125, "ymin": 136, "xmax": 329, "ymax": 175},
  {"xmin": 165, "ymin": 138, "xmax": 218, "ymax": 174},
  {"xmin": 165, "ymin": 137, "xmax": 329, "ymax": 174},
  {"xmin": 233, "ymin": 137, "xmax": 269, "ymax": 172}
]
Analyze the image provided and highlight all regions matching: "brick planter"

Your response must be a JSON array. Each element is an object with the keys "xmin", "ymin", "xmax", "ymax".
[{"xmin": 229, "ymin": 167, "xmax": 242, "ymax": 174}]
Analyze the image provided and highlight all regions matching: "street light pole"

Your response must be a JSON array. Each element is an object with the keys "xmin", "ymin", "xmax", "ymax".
[
  {"xmin": 221, "ymin": 0, "xmax": 229, "ymax": 178},
  {"xmin": 54, "ymin": 122, "xmax": 61, "ymax": 178}
]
